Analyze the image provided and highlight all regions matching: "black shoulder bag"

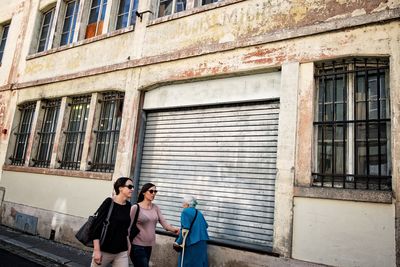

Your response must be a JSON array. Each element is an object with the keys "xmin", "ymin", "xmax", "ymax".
[
  {"xmin": 129, "ymin": 204, "xmax": 140, "ymax": 242},
  {"xmin": 173, "ymin": 209, "xmax": 198, "ymax": 252},
  {"xmin": 75, "ymin": 198, "xmax": 114, "ymax": 247}
]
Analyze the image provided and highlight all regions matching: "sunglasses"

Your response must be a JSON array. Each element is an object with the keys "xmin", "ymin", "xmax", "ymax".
[
  {"xmin": 124, "ymin": 185, "xmax": 134, "ymax": 189},
  {"xmin": 148, "ymin": 189, "xmax": 158, "ymax": 194}
]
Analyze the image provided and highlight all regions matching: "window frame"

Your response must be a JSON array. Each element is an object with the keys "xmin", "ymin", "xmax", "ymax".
[
  {"xmin": 90, "ymin": 92, "xmax": 125, "ymax": 173},
  {"xmin": 32, "ymin": 99, "xmax": 62, "ymax": 168},
  {"xmin": 9, "ymin": 102, "xmax": 36, "ymax": 166},
  {"xmin": 85, "ymin": 0, "xmax": 108, "ymax": 38},
  {"xmin": 0, "ymin": 23, "xmax": 10, "ymax": 64},
  {"xmin": 156, "ymin": 0, "xmax": 187, "ymax": 18},
  {"xmin": 312, "ymin": 57, "xmax": 391, "ymax": 191},
  {"xmin": 115, "ymin": 0, "xmax": 139, "ymax": 30},
  {"xmin": 37, "ymin": 8, "xmax": 55, "ymax": 52},
  {"xmin": 59, "ymin": 0, "xmax": 80, "ymax": 46},
  {"xmin": 59, "ymin": 95, "xmax": 91, "ymax": 170}
]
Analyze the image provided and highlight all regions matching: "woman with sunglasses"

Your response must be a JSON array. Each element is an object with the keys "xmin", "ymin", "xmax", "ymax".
[
  {"xmin": 91, "ymin": 177, "xmax": 134, "ymax": 267},
  {"xmin": 129, "ymin": 183, "xmax": 180, "ymax": 267}
]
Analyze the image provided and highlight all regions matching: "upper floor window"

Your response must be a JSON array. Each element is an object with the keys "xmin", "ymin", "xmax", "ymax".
[
  {"xmin": 10, "ymin": 102, "xmax": 36, "ymax": 166},
  {"xmin": 37, "ymin": 8, "xmax": 55, "ymax": 52},
  {"xmin": 91, "ymin": 92, "xmax": 124, "ymax": 172},
  {"xmin": 198, "ymin": 0, "xmax": 218, "ymax": 6},
  {"xmin": 116, "ymin": 0, "xmax": 138, "ymax": 29},
  {"xmin": 33, "ymin": 99, "xmax": 61, "ymax": 168},
  {"xmin": 60, "ymin": 95, "xmax": 91, "ymax": 170},
  {"xmin": 157, "ymin": 0, "xmax": 186, "ymax": 17},
  {"xmin": 86, "ymin": 0, "xmax": 108, "ymax": 38},
  {"xmin": 60, "ymin": 0, "xmax": 80, "ymax": 46},
  {"xmin": 0, "ymin": 23, "xmax": 10, "ymax": 64},
  {"xmin": 313, "ymin": 58, "xmax": 391, "ymax": 191}
]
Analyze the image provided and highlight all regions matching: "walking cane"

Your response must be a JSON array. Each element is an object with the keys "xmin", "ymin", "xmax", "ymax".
[{"xmin": 180, "ymin": 229, "xmax": 189, "ymax": 267}]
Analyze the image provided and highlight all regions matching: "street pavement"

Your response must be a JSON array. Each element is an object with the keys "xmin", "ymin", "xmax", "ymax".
[{"xmin": 0, "ymin": 224, "xmax": 92, "ymax": 266}]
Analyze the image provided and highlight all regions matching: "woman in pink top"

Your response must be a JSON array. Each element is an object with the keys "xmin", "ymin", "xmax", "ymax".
[{"xmin": 129, "ymin": 183, "xmax": 179, "ymax": 267}]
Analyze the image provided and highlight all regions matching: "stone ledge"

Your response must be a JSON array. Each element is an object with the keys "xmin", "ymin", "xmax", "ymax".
[
  {"xmin": 2, "ymin": 165, "xmax": 112, "ymax": 181},
  {"xmin": 294, "ymin": 186, "xmax": 394, "ymax": 204}
]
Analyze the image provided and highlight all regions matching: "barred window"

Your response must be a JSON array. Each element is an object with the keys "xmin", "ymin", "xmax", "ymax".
[
  {"xmin": 60, "ymin": 96, "xmax": 91, "ymax": 170},
  {"xmin": 10, "ymin": 102, "xmax": 36, "ymax": 166},
  {"xmin": 91, "ymin": 92, "xmax": 124, "ymax": 172},
  {"xmin": 313, "ymin": 58, "xmax": 391, "ymax": 190},
  {"xmin": 33, "ymin": 99, "xmax": 61, "ymax": 168}
]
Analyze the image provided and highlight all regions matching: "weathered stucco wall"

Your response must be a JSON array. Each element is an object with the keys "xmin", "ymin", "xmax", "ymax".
[
  {"xmin": 292, "ymin": 197, "xmax": 396, "ymax": 267},
  {"xmin": 143, "ymin": 0, "xmax": 399, "ymax": 57}
]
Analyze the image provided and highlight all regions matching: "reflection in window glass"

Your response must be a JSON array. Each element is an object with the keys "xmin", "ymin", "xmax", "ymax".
[
  {"xmin": 38, "ymin": 9, "xmax": 54, "ymax": 52},
  {"xmin": 60, "ymin": 0, "xmax": 79, "ymax": 46},
  {"xmin": 313, "ymin": 58, "xmax": 391, "ymax": 191}
]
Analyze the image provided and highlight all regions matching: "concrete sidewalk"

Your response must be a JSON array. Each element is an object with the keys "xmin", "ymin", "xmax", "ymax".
[{"xmin": 0, "ymin": 224, "xmax": 92, "ymax": 266}]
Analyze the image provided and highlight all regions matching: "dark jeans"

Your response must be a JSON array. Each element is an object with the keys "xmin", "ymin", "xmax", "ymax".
[{"xmin": 130, "ymin": 245, "xmax": 152, "ymax": 267}]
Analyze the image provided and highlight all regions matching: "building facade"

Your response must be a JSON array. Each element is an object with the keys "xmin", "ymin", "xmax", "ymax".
[{"xmin": 0, "ymin": 0, "xmax": 399, "ymax": 266}]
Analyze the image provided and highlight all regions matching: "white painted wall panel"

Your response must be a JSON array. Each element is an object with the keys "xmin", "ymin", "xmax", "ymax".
[{"xmin": 292, "ymin": 197, "xmax": 396, "ymax": 267}]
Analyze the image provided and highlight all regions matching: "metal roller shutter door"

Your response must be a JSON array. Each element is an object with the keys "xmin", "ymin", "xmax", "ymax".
[{"xmin": 138, "ymin": 100, "xmax": 279, "ymax": 251}]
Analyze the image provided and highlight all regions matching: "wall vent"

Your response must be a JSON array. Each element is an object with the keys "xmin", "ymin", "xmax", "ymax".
[{"xmin": 15, "ymin": 212, "xmax": 38, "ymax": 235}]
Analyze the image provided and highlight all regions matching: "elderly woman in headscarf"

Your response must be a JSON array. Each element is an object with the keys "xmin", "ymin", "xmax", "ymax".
[{"xmin": 174, "ymin": 195, "xmax": 209, "ymax": 267}]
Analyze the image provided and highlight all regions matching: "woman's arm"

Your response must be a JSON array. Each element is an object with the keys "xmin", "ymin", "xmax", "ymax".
[
  {"xmin": 92, "ymin": 239, "xmax": 102, "ymax": 265},
  {"xmin": 156, "ymin": 205, "xmax": 179, "ymax": 234}
]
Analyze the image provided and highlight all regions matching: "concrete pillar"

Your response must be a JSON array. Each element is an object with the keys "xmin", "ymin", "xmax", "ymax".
[{"xmin": 273, "ymin": 61, "xmax": 299, "ymax": 257}]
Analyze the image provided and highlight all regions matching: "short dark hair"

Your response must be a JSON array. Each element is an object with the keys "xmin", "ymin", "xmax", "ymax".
[
  {"xmin": 114, "ymin": 177, "xmax": 132, "ymax": 195},
  {"xmin": 137, "ymin": 183, "xmax": 156, "ymax": 203}
]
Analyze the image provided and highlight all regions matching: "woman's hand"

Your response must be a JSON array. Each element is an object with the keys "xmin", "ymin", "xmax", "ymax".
[
  {"xmin": 93, "ymin": 249, "xmax": 102, "ymax": 265},
  {"xmin": 93, "ymin": 239, "xmax": 102, "ymax": 265},
  {"xmin": 172, "ymin": 227, "xmax": 180, "ymax": 235}
]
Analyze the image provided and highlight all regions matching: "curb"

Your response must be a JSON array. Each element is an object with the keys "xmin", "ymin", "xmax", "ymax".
[{"xmin": 0, "ymin": 234, "xmax": 84, "ymax": 266}]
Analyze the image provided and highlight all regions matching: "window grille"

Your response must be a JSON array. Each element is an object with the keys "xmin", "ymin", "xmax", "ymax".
[
  {"xmin": 10, "ymin": 102, "xmax": 36, "ymax": 166},
  {"xmin": 60, "ymin": 0, "xmax": 79, "ymax": 46},
  {"xmin": 313, "ymin": 58, "xmax": 391, "ymax": 190},
  {"xmin": 33, "ymin": 99, "xmax": 61, "ymax": 168},
  {"xmin": 60, "ymin": 96, "xmax": 91, "ymax": 170},
  {"xmin": 37, "ymin": 8, "xmax": 54, "ymax": 52},
  {"xmin": 0, "ymin": 23, "xmax": 10, "ymax": 63},
  {"xmin": 91, "ymin": 92, "xmax": 124, "ymax": 172}
]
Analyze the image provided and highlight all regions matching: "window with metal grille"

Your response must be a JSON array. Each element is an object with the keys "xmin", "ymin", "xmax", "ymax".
[
  {"xmin": 60, "ymin": 96, "xmax": 91, "ymax": 170},
  {"xmin": 313, "ymin": 58, "xmax": 391, "ymax": 190},
  {"xmin": 91, "ymin": 92, "xmax": 124, "ymax": 172},
  {"xmin": 33, "ymin": 99, "xmax": 61, "ymax": 168},
  {"xmin": 10, "ymin": 102, "xmax": 36, "ymax": 166}
]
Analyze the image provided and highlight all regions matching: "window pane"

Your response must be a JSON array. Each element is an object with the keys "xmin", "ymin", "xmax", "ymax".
[
  {"xmin": 34, "ymin": 100, "xmax": 61, "ymax": 168},
  {"xmin": 92, "ymin": 92, "xmax": 124, "ymax": 172},
  {"xmin": 176, "ymin": 0, "xmax": 186, "ymax": 12},
  {"xmin": 314, "ymin": 58, "xmax": 390, "ymax": 191},
  {"xmin": 60, "ymin": 96, "xmax": 91, "ymax": 170},
  {"xmin": 158, "ymin": 0, "xmax": 173, "ymax": 17},
  {"xmin": 89, "ymin": 7, "xmax": 100, "ymax": 23},
  {"xmin": 38, "ymin": 9, "xmax": 54, "ymax": 52}
]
